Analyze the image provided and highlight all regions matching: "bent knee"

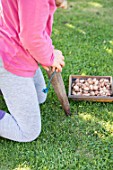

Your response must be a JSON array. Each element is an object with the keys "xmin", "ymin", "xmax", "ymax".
[
  {"xmin": 28, "ymin": 129, "xmax": 41, "ymax": 142},
  {"xmin": 22, "ymin": 125, "xmax": 41, "ymax": 142},
  {"xmin": 24, "ymin": 128, "xmax": 41, "ymax": 142}
]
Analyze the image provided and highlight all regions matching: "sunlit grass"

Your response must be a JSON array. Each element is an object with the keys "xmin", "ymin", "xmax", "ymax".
[
  {"xmin": 105, "ymin": 48, "xmax": 113, "ymax": 54},
  {"xmin": 79, "ymin": 112, "xmax": 113, "ymax": 135},
  {"xmin": 14, "ymin": 167, "xmax": 31, "ymax": 170},
  {"xmin": 88, "ymin": 2, "xmax": 103, "ymax": 8}
]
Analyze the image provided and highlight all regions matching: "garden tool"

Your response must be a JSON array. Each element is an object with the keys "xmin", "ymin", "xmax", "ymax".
[{"xmin": 44, "ymin": 68, "xmax": 71, "ymax": 116}]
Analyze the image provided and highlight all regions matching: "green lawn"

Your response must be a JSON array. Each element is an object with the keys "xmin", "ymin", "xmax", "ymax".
[{"xmin": 0, "ymin": 0, "xmax": 113, "ymax": 169}]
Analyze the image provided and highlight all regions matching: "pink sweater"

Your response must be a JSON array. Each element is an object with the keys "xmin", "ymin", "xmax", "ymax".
[{"xmin": 0, "ymin": 0, "xmax": 56, "ymax": 77}]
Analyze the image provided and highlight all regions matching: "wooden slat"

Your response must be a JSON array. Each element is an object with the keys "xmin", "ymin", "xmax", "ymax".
[{"xmin": 68, "ymin": 75, "xmax": 113, "ymax": 102}]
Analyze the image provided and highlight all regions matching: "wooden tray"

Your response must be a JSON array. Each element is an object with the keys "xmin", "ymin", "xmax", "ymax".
[{"xmin": 68, "ymin": 75, "xmax": 113, "ymax": 102}]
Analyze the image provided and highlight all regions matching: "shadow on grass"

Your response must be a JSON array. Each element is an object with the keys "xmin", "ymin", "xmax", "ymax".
[{"xmin": 0, "ymin": 95, "xmax": 113, "ymax": 169}]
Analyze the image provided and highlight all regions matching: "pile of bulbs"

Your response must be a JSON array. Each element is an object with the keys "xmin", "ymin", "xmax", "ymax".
[{"xmin": 71, "ymin": 78, "xmax": 112, "ymax": 96}]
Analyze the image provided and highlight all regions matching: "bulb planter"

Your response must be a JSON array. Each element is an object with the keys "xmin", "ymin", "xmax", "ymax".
[{"xmin": 46, "ymin": 69, "xmax": 71, "ymax": 116}]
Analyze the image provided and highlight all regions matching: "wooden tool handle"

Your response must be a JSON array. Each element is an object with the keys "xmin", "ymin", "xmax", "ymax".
[{"xmin": 47, "ymin": 69, "xmax": 71, "ymax": 116}]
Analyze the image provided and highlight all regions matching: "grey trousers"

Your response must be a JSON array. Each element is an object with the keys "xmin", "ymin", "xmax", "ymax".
[{"xmin": 0, "ymin": 58, "xmax": 47, "ymax": 142}]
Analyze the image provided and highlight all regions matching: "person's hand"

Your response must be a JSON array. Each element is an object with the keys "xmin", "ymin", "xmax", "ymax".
[
  {"xmin": 52, "ymin": 49, "xmax": 65, "ymax": 72},
  {"xmin": 42, "ymin": 49, "xmax": 65, "ymax": 72},
  {"xmin": 55, "ymin": 0, "xmax": 67, "ymax": 9},
  {"xmin": 59, "ymin": 1, "xmax": 68, "ymax": 9},
  {"xmin": 42, "ymin": 65, "xmax": 49, "ymax": 71}
]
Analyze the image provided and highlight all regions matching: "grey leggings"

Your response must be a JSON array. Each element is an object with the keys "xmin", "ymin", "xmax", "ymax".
[{"xmin": 0, "ymin": 58, "xmax": 47, "ymax": 142}]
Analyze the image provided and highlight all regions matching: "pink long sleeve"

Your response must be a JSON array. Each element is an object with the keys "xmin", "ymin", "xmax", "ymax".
[
  {"xmin": 18, "ymin": 0, "xmax": 56, "ymax": 66},
  {"xmin": 0, "ymin": 0, "xmax": 56, "ymax": 77}
]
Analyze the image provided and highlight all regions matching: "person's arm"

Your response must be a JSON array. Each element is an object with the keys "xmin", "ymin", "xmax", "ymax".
[{"xmin": 18, "ymin": 0, "xmax": 55, "ymax": 66}]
